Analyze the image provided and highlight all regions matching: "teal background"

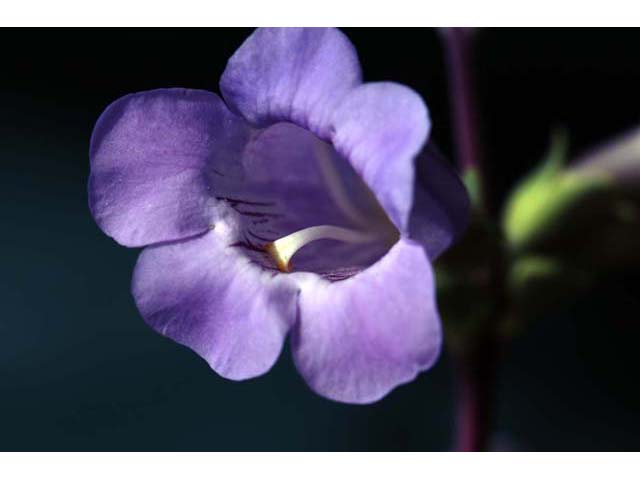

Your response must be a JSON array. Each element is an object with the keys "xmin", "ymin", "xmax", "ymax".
[{"xmin": 1, "ymin": 29, "xmax": 639, "ymax": 450}]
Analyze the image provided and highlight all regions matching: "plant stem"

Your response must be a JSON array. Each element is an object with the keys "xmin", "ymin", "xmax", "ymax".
[
  {"xmin": 453, "ymin": 337, "xmax": 499, "ymax": 452},
  {"xmin": 441, "ymin": 27, "xmax": 503, "ymax": 451},
  {"xmin": 442, "ymin": 28, "xmax": 488, "ymax": 211}
]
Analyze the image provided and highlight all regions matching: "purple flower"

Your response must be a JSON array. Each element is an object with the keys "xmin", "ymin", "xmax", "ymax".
[{"xmin": 88, "ymin": 28, "xmax": 469, "ymax": 403}]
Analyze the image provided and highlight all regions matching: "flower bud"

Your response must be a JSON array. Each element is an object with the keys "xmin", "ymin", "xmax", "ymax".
[{"xmin": 503, "ymin": 128, "xmax": 640, "ymax": 269}]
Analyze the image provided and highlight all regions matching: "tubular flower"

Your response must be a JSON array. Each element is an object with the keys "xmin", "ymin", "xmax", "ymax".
[{"xmin": 88, "ymin": 28, "xmax": 469, "ymax": 403}]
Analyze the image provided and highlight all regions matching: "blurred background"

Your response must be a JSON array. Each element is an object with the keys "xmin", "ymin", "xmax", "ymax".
[{"xmin": 1, "ymin": 28, "xmax": 639, "ymax": 451}]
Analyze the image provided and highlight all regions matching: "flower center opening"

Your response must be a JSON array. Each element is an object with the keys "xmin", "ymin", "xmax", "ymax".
[
  {"xmin": 265, "ymin": 225, "xmax": 397, "ymax": 273},
  {"xmin": 235, "ymin": 122, "xmax": 399, "ymax": 279}
]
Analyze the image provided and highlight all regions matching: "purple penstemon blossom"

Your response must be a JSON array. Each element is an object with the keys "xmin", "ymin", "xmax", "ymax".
[{"xmin": 88, "ymin": 27, "xmax": 469, "ymax": 404}]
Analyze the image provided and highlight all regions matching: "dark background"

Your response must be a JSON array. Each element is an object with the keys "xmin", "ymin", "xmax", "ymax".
[{"xmin": 2, "ymin": 28, "xmax": 639, "ymax": 451}]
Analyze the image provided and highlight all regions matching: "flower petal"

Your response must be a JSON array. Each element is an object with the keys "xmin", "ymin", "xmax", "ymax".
[
  {"xmin": 330, "ymin": 82, "xmax": 431, "ymax": 233},
  {"xmin": 240, "ymin": 122, "xmax": 354, "ymax": 230},
  {"xmin": 89, "ymin": 88, "xmax": 250, "ymax": 247},
  {"xmin": 132, "ymin": 230, "xmax": 299, "ymax": 380},
  {"xmin": 409, "ymin": 143, "xmax": 471, "ymax": 259},
  {"xmin": 572, "ymin": 126, "xmax": 640, "ymax": 183},
  {"xmin": 291, "ymin": 239, "xmax": 442, "ymax": 404},
  {"xmin": 220, "ymin": 27, "xmax": 361, "ymax": 138}
]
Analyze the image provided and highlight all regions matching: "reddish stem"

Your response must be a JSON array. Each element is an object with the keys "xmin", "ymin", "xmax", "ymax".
[
  {"xmin": 441, "ymin": 27, "xmax": 492, "ymax": 214},
  {"xmin": 442, "ymin": 28, "xmax": 499, "ymax": 450},
  {"xmin": 453, "ymin": 338, "xmax": 499, "ymax": 452},
  {"xmin": 443, "ymin": 27, "xmax": 482, "ymax": 174}
]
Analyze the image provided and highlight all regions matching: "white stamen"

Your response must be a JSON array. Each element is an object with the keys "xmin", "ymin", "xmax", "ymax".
[{"xmin": 265, "ymin": 225, "xmax": 382, "ymax": 273}]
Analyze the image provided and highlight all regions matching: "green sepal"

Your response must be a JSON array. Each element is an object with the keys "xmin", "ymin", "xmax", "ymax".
[
  {"xmin": 502, "ymin": 131, "xmax": 611, "ymax": 253},
  {"xmin": 462, "ymin": 167, "xmax": 483, "ymax": 210}
]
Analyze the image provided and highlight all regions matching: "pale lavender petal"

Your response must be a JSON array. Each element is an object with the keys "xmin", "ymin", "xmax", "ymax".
[
  {"xmin": 89, "ymin": 88, "xmax": 250, "ymax": 247},
  {"xmin": 572, "ymin": 126, "xmax": 640, "ymax": 183},
  {"xmin": 291, "ymin": 239, "xmax": 442, "ymax": 404},
  {"xmin": 132, "ymin": 230, "xmax": 299, "ymax": 380},
  {"xmin": 220, "ymin": 28, "xmax": 361, "ymax": 138},
  {"xmin": 330, "ymin": 82, "xmax": 431, "ymax": 232},
  {"xmin": 409, "ymin": 143, "xmax": 471, "ymax": 259}
]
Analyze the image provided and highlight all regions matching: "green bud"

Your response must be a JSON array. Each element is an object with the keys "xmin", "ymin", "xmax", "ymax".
[
  {"xmin": 503, "ymin": 127, "xmax": 640, "ymax": 276},
  {"xmin": 502, "ymin": 131, "xmax": 611, "ymax": 253}
]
